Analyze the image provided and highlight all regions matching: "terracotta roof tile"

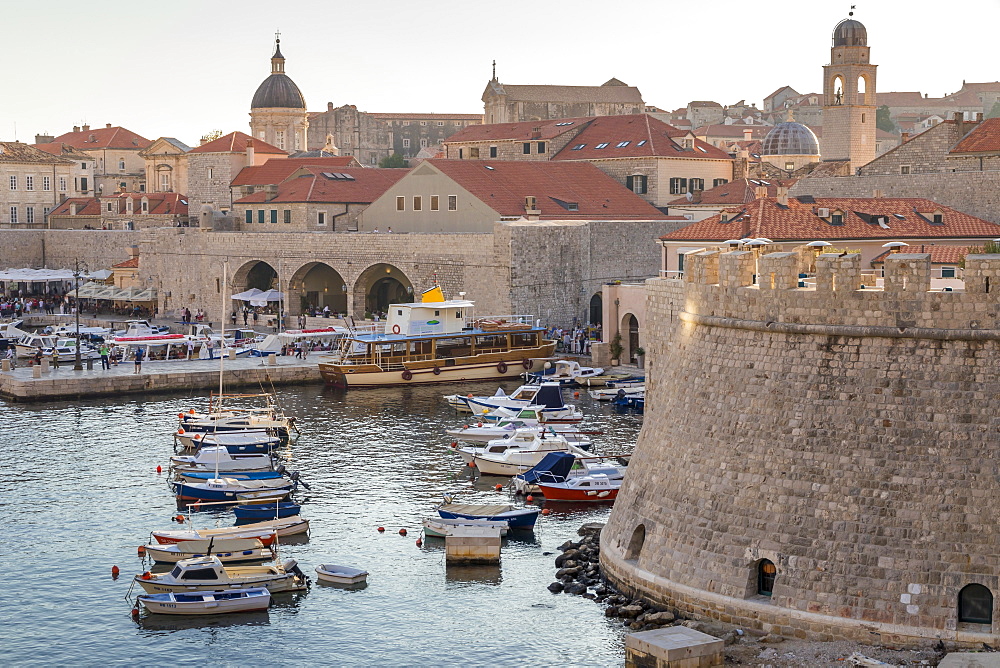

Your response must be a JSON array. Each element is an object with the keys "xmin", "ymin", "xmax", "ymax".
[
  {"xmin": 47, "ymin": 126, "xmax": 151, "ymax": 150},
  {"xmin": 870, "ymin": 244, "xmax": 970, "ymax": 265},
  {"xmin": 233, "ymin": 167, "xmax": 406, "ymax": 204},
  {"xmin": 112, "ymin": 257, "xmax": 140, "ymax": 269},
  {"xmin": 231, "ymin": 156, "xmax": 362, "ymax": 186},
  {"xmin": 666, "ymin": 178, "xmax": 794, "ymax": 206},
  {"xmin": 444, "ymin": 117, "xmax": 594, "ymax": 143},
  {"xmin": 0, "ymin": 141, "xmax": 74, "ymax": 164},
  {"xmin": 553, "ymin": 115, "xmax": 732, "ymax": 161},
  {"xmin": 188, "ymin": 131, "xmax": 285, "ymax": 155},
  {"xmin": 660, "ymin": 197, "xmax": 1000, "ymax": 242},
  {"xmin": 949, "ymin": 117, "xmax": 1000, "ymax": 154},
  {"xmin": 50, "ymin": 192, "xmax": 188, "ymax": 217},
  {"xmin": 427, "ymin": 159, "xmax": 666, "ymax": 220}
]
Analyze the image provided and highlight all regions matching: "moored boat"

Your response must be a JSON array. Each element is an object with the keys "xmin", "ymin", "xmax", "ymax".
[
  {"xmin": 151, "ymin": 517, "xmax": 309, "ymax": 545},
  {"xmin": 141, "ymin": 537, "xmax": 273, "ymax": 564},
  {"xmin": 133, "ymin": 555, "xmax": 307, "ymax": 594},
  {"xmin": 314, "ymin": 564, "xmax": 368, "ymax": 585},
  {"xmin": 174, "ymin": 430, "xmax": 282, "ymax": 454},
  {"xmin": 437, "ymin": 502, "xmax": 540, "ymax": 529},
  {"xmin": 233, "ymin": 502, "xmax": 301, "ymax": 520},
  {"xmin": 537, "ymin": 473, "xmax": 622, "ymax": 502},
  {"xmin": 526, "ymin": 359, "xmax": 605, "ymax": 385},
  {"xmin": 171, "ymin": 476, "xmax": 294, "ymax": 502},
  {"xmin": 136, "ymin": 587, "xmax": 271, "ymax": 615},
  {"xmin": 456, "ymin": 429, "xmax": 593, "ymax": 476},
  {"xmin": 421, "ymin": 517, "xmax": 509, "ymax": 538},
  {"xmin": 170, "ymin": 446, "xmax": 275, "ymax": 473}
]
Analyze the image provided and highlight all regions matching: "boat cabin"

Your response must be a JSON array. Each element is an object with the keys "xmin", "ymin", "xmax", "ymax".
[{"xmin": 385, "ymin": 300, "xmax": 474, "ymax": 337}]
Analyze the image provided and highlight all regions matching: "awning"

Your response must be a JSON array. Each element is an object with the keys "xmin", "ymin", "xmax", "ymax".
[{"xmin": 231, "ymin": 288, "xmax": 264, "ymax": 301}]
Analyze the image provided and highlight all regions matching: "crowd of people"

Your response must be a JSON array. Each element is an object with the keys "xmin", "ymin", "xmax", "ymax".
[{"xmin": 546, "ymin": 324, "xmax": 602, "ymax": 355}]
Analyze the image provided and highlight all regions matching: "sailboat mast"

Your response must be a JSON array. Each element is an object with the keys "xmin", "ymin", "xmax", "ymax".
[{"xmin": 219, "ymin": 260, "xmax": 227, "ymax": 399}]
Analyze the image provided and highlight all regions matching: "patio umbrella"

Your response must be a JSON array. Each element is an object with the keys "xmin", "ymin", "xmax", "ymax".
[
  {"xmin": 257, "ymin": 289, "xmax": 284, "ymax": 302},
  {"xmin": 881, "ymin": 242, "xmax": 909, "ymax": 249},
  {"xmin": 722, "ymin": 239, "xmax": 742, "ymax": 246},
  {"xmin": 745, "ymin": 240, "xmax": 768, "ymax": 248},
  {"xmin": 231, "ymin": 288, "xmax": 264, "ymax": 301},
  {"xmin": 806, "ymin": 241, "xmax": 833, "ymax": 248},
  {"xmin": 754, "ymin": 238, "xmax": 774, "ymax": 244}
]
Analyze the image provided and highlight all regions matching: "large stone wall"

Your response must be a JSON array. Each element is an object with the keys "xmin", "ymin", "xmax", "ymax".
[
  {"xmin": 603, "ymin": 249, "xmax": 1000, "ymax": 647},
  {"xmin": 1, "ymin": 230, "xmax": 142, "ymax": 272}
]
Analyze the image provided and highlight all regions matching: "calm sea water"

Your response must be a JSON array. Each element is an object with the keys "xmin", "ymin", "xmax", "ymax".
[{"xmin": 0, "ymin": 380, "xmax": 642, "ymax": 667}]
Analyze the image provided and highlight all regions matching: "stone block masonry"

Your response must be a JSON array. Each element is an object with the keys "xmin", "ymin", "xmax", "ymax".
[{"xmin": 602, "ymin": 250, "xmax": 1000, "ymax": 648}]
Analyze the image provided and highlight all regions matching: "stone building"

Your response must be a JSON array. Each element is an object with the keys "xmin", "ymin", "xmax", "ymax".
[
  {"xmin": 232, "ymin": 166, "xmax": 406, "ymax": 233},
  {"xmin": 249, "ymin": 38, "xmax": 308, "ymax": 154},
  {"xmin": 694, "ymin": 124, "xmax": 771, "ymax": 149},
  {"xmin": 230, "ymin": 155, "xmax": 361, "ymax": 202},
  {"xmin": 35, "ymin": 124, "xmax": 151, "ymax": 194},
  {"xmin": 877, "ymin": 83, "xmax": 1000, "ymax": 127},
  {"xmin": 369, "ymin": 113, "xmax": 482, "ymax": 160},
  {"xmin": 0, "ymin": 141, "xmax": 76, "ymax": 228},
  {"xmin": 305, "ymin": 103, "xmax": 390, "ymax": 166},
  {"xmin": 859, "ymin": 113, "xmax": 982, "ymax": 176},
  {"xmin": 48, "ymin": 192, "xmax": 188, "ymax": 230},
  {"xmin": 482, "ymin": 76, "xmax": 643, "ymax": 124},
  {"xmin": 602, "ymin": 250, "xmax": 1000, "ymax": 646},
  {"xmin": 31, "ymin": 142, "xmax": 96, "ymax": 199},
  {"xmin": 685, "ymin": 101, "xmax": 725, "ymax": 129},
  {"xmin": 821, "ymin": 15, "xmax": 877, "ymax": 170},
  {"xmin": 664, "ymin": 178, "xmax": 784, "ymax": 222},
  {"xmin": 140, "ymin": 137, "xmax": 191, "ymax": 194},
  {"xmin": 185, "ymin": 131, "xmax": 286, "ymax": 225},
  {"xmin": 762, "ymin": 86, "xmax": 800, "ymax": 113}
]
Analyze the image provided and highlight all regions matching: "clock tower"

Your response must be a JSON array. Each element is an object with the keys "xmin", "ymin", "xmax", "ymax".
[{"xmin": 821, "ymin": 14, "xmax": 877, "ymax": 171}]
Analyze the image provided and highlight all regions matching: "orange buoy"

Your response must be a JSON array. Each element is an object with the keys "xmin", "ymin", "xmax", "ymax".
[
  {"xmin": 131, "ymin": 607, "xmax": 140, "ymax": 618},
  {"xmin": 450, "ymin": 442, "xmax": 458, "ymax": 448},
  {"xmin": 189, "ymin": 409, "xmax": 195, "ymax": 414},
  {"xmin": 399, "ymin": 528, "xmax": 408, "ymax": 536},
  {"xmin": 467, "ymin": 393, "xmax": 473, "ymax": 398},
  {"xmin": 477, "ymin": 423, "xmax": 483, "ymax": 428},
  {"xmin": 156, "ymin": 465, "xmax": 162, "ymax": 474},
  {"xmin": 468, "ymin": 461, "xmax": 475, "ymax": 467},
  {"xmin": 177, "ymin": 428, "xmax": 185, "ymax": 435},
  {"xmin": 193, "ymin": 503, "xmax": 201, "ymax": 510},
  {"xmin": 526, "ymin": 495, "xmax": 534, "ymax": 502},
  {"xmin": 377, "ymin": 526, "xmax": 385, "ymax": 532},
  {"xmin": 141, "ymin": 571, "xmax": 152, "ymax": 580},
  {"xmin": 111, "ymin": 565, "xmax": 120, "ymax": 576},
  {"xmin": 542, "ymin": 508, "xmax": 551, "ymax": 515},
  {"xmin": 415, "ymin": 538, "xmax": 423, "ymax": 547},
  {"xmin": 174, "ymin": 514, "xmax": 185, "ymax": 523},
  {"xmin": 495, "ymin": 484, "xmax": 503, "ymax": 491},
  {"xmin": 137, "ymin": 545, "xmax": 146, "ymax": 555},
  {"xmin": 573, "ymin": 391, "xmax": 580, "ymax": 398}
]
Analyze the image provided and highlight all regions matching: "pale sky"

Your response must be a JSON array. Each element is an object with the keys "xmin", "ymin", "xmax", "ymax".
[{"xmin": 4, "ymin": 0, "xmax": 999, "ymax": 146}]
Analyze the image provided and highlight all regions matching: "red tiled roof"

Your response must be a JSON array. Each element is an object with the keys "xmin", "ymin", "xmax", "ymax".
[
  {"xmin": 188, "ymin": 131, "xmax": 285, "ymax": 155},
  {"xmin": 233, "ymin": 167, "xmax": 407, "ymax": 204},
  {"xmin": 369, "ymin": 112, "xmax": 482, "ymax": 121},
  {"xmin": 50, "ymin": 193, "xmax": 188, "ymax": 217},
  {"xmin": 666, "ymin": 178, "xmax": 793, "ymax": 206},
  {"xmin": 232, "ymin": 157, "xmax": 361, "ymax": 186},
  {"xmin": 112, "ymin": 257, "xmax": 140, "ymax": 269},
  {"xmin": 552, "ymin": 115, "xmax": 732, "ymax": 161},
  {"xmin": 660, "ymin": 197, "xmax": 1000, "ymax": 242},
  {"xmin": 0, "ymin": 141, "xmax": 74, "ymax": 164},
  {"xmin": 444, "ymin": 117, "xmax": 594, "ymax": 143},
  {"xmin": 427, "ymin": 159, "xmax": 667, "ymax": 220},
  {"xmin": 950, "ymin": 117, "xmax": 1000, "ymax": 154},
  {"xmin": 47, "ymin": 126, "xmax": 151, "ymax": 150},
  {"xmin": 29, "ymin": 142, "xmax": 92, "ymax": 161},
  {"xmin": 870, "ymin": 244, "xmax": 970, "ymax": 265}
]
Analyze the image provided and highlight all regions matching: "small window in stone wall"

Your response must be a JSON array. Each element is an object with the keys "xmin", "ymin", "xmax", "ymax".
[
  {"xmin": 283, "ymin": 210, "xmax": 291, "ymax": 224},
  {"xmin": 245, "ymin": 210, "xmax": 252, "ymax": 224},
  {"xmin": 900, "ymin": 165, "xmax": 911, "ymax": 175},
  {"xmin": 959, "ymin": 584, "xmax": 993, "ymax": 624},
  {"xmin": 757, "ymin": 559, "xmax": 777, "ymax": 596}
]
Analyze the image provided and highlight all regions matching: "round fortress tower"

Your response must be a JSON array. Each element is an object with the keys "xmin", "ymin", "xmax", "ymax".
[{"xmin": 602, "ymin": 248, "xmax": 1000, "ymax": 646}]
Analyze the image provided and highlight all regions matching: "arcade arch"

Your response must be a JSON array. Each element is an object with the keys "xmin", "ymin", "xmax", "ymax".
[
  {"xmin": 621, "ymin": 312, "xmax": 640, "ymax": 362},
  {"xmin": 288, "ymin": 262, "xmax": 346, "ymax": 316},
  {"xmin": 589, "ymin": 292, "xmax": 603, "ymax": 327},
  {"xmin": 233, "ymin": 260, "xmax": 278, "ymax": 292},
  {"xmin": 354, "ymin": 263, "xmax": 413, "ymax": 318}
]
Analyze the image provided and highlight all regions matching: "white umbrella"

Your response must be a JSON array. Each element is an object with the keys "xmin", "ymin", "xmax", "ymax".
[
  {"xmin": 745, "ymin": 240, "xmax": 768, "ymax": 247},
  {"xmin": 739, "ymin": 237, "xmax": 754, "ymax": 243},
  {"xmin": 257, "ymin": 289, "xmax": 284, "ymax": 302},
  {"xmin": 231, "ymin": 288, "xmax": 264, "ymax": 301},
  {"xmin": 881, "ymin": 242, "xmax": 909, "ymax": 249},
  {"xmin": 722, "ymin": 239, "xmax": 742, "ymax": 245},
  {"xmin": 806, "ymin": 240, "xmax": 833, "ymax": 248},
  {"xmin": 754, "ymin": 238, "xmax": 773, "ymax": 244}
]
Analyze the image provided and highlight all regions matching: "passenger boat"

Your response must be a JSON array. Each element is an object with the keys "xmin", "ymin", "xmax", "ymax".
[
  {"xmin": 421, "ymin": 517, "xmax": 509, "ymax": 538},
  {"xmin": 113, "ymin": 320, "xmax": 190, "ymax": 346},
  {"xmin": 437, "ymin": 501, "xmax": 540, "ymax": 529},
  {"xmin": 233, "ymin": 502, "xmax": 301, "ymax": 521},
  {"xmin": 136, "ymin": 587, "xmax": 272, "ymax": 615},
  {"xmin": 537, "ymin": 473, "xmax": 622, "ymax": 502},
  {"xmin": 317, "ymin": 286, "xmax": 556, "ymax": 388},
  {"xmin": 254, "ymin": 326, "xmax": 348, "ymax": 357},
  {"xmin": 133, "ymin": 555, "xmax": 307, "ymax": 594},
  {"xmin": 170, "ymin": 446, "xmax": 276, "ymax": 473},
  {"xmin": 526, "ymin": 359, "xmax": 605, "ymax": 385},
  {"xmin": 151, "ymin": 517, "xmax": 309, "ymax": 545},
  {"xmin": 314, "ymin": 564, "xmax": 369, "ymax": 585},
  {"xmin": 141, "ymin": 537, "xmax": 273, "ymax": 564},
  {"xmin": 174, "ymin": 430, "xmax": 282, "ymax": 454},
  {"xmin": 456, "ymin": 429, "xmax": 593, "ymax": 476}
]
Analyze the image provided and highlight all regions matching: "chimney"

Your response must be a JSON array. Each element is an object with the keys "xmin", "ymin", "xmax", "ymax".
[
  {"xmin": 900, "ymin": 132, "xmax": 909, "ymax": 144},
  {"xmin": 129, "ymin": 245, "xmax": 139, "ymax": 258},
  {"xmin": 82, "ymin": 124, "xmax": 90, "ymax": 132},
  {"xmin": 754, "ymin": 186, "xmax": 768, "ymax": 199},
  {"xmin": 70, "ymin": 203, "xmax": 78, "ymax": 215},
  {"xmin": 954, "ymin": 111, "xmax": 965, "ymax": 138},
  {"xmin": 106, "ymin": 123, "xmax": 112, "ymax": 129},
  {"xmin": 246, "ymin": 138, "xmax": 255, "ymax": 166},
  {"xmin": 743, "ymin": 129, "xmax": 752, "ymax": 141},
  {"xmin": 34, "ymin": 134, "xmax": 54, "ymax": 144},
  {"xmin": 524, "ymin": 195, "xmax": 540, "ymax": 220},
  {"xmin": 264, "ymin": 184, "xmax": 279, "ymax": 202},
  {"xmin": 776, "ymin": 185, "xmax": 789, "ymax": 206},
  {"xmin": 73, "ymin": 126, "xmax": 80, "ymax": 133},
  {"xmin": 530, "ymin": 127, "xmax": 542, "ymax": 140},
  {"xmin": 690, "ymin": 188, "xmax": 702, "ymax": 204}
]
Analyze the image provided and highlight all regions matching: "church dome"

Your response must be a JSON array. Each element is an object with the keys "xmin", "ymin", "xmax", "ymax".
[
  {"xmin": 251, "ymin": 41, "xmax": 306, "ymax": 109},
  {"xmin": 832, "ymin": 18, "xmax": 867, "ymax": 47},
  {"xmin": 762, "ymin": 122, "xmax": 820, "ymax": 156}
]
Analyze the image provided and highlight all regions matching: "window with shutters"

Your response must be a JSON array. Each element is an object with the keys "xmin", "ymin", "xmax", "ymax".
[
  {"xmin": 430, "ymin": 195, "xmax": 439, "ymax": 211},
  {"xmin": 258, "ymin": 209, "xmax": 265, "ymax": 224},
  {"xmin": 523, "ymin": 143, "xmax": 531, "ymax": 154},
  {"xmin": 270, "ymin": 210, "xmax": 277, "ymax": 224},
  {"xmin": 626, "ymin": 175, "xmax": 647, "ymax": 195},
  {"xmin": 489, "ymin": 146, "xmax": 497, "ymax": 158},
  {"xmin": 413, "ymin": 196, "xmax": 422, "ymax": 211},
  {"xmin": 713, "ymin": 178, "xmax": 728, "ymax": 187},
  {"xmin": 448, "ymin": 195, "xmax": 457, "ymax": 211},
  {"xmin": 245, "ymin": 210, "xmax": 252, "ymax": 224},
  {"xmin": 396, "ymin": 196, "xmax": 405, "ymax": 212},
  {"xmin": 283, "ymin": 210, "xmax": 291, "ymax": 223},
  {"xmin": 669, "ymin": 177, "xmax": 688, "ymax": 194},
  {"xmin": 689, "ymin": 178, "xmax": 704, "ymax": 191}
]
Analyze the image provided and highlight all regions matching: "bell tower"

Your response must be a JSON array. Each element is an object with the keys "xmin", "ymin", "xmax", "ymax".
[{"xmin": 821, "ymin": 12, "xmax": 877, "ymax": 171}]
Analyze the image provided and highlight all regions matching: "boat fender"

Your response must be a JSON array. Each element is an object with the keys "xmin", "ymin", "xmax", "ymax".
[
  {"xmin": 497, "ymin": 361, "xmax": 508, "ymax": 374},
  {"xmin": 401, "ymin": 369, "xmax": 413, "ymax": 381},
  {"xmin": 141, "ymin": 571, "xmax": 152, "ymax": 580},
  {"xmin": 399, "ymin": 528, "xmax": 407, "ymax": 536},
  {"xmin": 432, "ymin": 366, "xmax": 441, "ymax": 375},
  {"xmin": 177, "ymin": 428, "xmax": 185, "ymax": 435},
  {"xmin": 177, "ymin": 413, "xmax": 184, "ymax": 419},
  {"xmin": 522, "ymin": 359, "xmax": 533, "ymax": 370},
  {"xmin": 392, "ymin": 324, "xmax": 401, "ymax": 334}
]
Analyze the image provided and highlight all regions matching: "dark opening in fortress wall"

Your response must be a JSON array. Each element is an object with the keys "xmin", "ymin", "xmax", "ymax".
[{"xmin": 602, "ymin": 249, "xmax": 1000, "ymax": 647}]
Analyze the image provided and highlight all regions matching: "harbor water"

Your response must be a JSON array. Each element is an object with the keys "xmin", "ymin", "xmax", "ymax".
[{"xmin": 0, "ymin": 380, "xmax": 642, "ymax": 667}]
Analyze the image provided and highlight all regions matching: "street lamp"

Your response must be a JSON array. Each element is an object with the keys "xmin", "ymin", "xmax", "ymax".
[{"xmin": 72, "ymin": 259, "xmax": 89, "ymax": 371}]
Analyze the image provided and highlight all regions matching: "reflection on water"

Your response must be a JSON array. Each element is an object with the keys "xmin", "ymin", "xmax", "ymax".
[{"xmin": 1, "ymin": 380, "xmax": 642, "ymax": 666}]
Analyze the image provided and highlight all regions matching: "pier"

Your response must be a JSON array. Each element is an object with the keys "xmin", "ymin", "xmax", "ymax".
[{"xmin": 0, "ymin": 355, "xmax": 323, "ymax": 402}]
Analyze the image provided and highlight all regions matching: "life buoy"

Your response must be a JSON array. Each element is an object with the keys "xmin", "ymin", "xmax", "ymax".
[
  {"xmin": 392, "ymin": 324, "xmax": 401, "ymax": 334},
  {"xmin": 497, "ymin": 361, "xmax": 508, "ymax": 374},
  {"xmin": 402, "ymin": 369, "xmax": 413, "ymax": 381},
  {"xmin": 522, "ymin": 359, "xmax": 533, "ymax": 370},
  {"xmin": 432, "ymin": 366, "xmax": 441, "ymax": 375}
]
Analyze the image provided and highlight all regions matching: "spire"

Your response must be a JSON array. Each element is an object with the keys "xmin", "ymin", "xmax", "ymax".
[
  {"xmin": 271, "ymin": 31, "xmax": 285, "ymax": 74},
  {"xmin": 491, "ymin": 59, "xmax": 497, "ymax": 82}
]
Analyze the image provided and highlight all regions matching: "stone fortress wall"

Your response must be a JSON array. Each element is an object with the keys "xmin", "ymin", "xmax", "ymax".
[{"xmin": 602, "ymin": 248, "xmax": 1000, "ymax": 647}]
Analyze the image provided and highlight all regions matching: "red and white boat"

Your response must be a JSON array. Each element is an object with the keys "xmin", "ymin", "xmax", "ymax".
[
  {"xmin": 113, "ymin": 320, "xmax": 191, "ymax": 346},
  {"xmin": 537, "ymin": 473, "xmax": 621, "ymax": 502},
  {"xmin": 151, "ymin": 517, "xmax": 308, "ymax": 545}
]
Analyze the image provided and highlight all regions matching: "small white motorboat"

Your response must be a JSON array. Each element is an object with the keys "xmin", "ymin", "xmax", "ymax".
[
  {"xmin": 170, "ymin": 446, "xmax": 275, "ymax": 473},
  {"xmin": 136, "ymin": 587, "xmax": 271, "ymax": 615},
  {"xmin": 447, "ymin": 418, "xmax": 593, "ymax": 444},
  {"xmin": 588, "ymin": 386, "xmax": 645, "ymax": 402},
  {"xmin": 141, "ymin": 537, "xmax": 272, "ymax": 564},
  {"xmin": 527, "ymin": 359, "xmax": 604, "ymax": 385},
  {"xmin": 422, "ymin": 517, "xmax": 509, "ymax": 538},
  {"xmin": 314, "ymin": 564, "xmax": 368, "ymax": 585},
  {"xmin": 151, "ymin": 517, "xmax": 309, "ymax": 545},
  {"xmin": 174, "ymin": 430, "xmax": 282, "ymax": 454},
  {"xmin": 134, "ymin": 555, "xmax": 307, "ymax": 594},
  {"xmin": 457, "ymin": 429, "xmax": 593, "ymax": 476}
]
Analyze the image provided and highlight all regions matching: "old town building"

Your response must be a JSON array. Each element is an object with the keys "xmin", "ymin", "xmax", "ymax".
[
  {"xmin": 305, "ymin": 103, "xmax": 390, "ymax": 166},
  {"xmin": 230, "ymin": 155, "xmax": 361, "ymax": 202},
  {"xmin": 482, "ymin": 75, "xmax": 643, "ymax": 124},
  {"xmin": 48, "ymin": 192, "xmax": 188, "ymax": 230},
  {"xmin": 140, "ymin": 137, "xmax": 191, "ymax": 194},
  {"xmin": 821, "ymin": 16, "xmax": 877, "ymax": 170},
  {"xmin": 249, "ymin": 38, "xmax": 308, "ymax": 154},
  {"xmin": 370, "ymin": 113, "xmax": 482, "ymax": 160},
  {"xmin": 35, "ymin": 124, "xmax": 151, "ymax": 194},
  {"xmin": 0, "ymin": 141, "xmax": 76, "ymax": 228}
]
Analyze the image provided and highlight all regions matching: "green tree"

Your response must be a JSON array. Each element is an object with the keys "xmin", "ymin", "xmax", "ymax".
[
  {"xmin": 986, "ymin": 101, "xmax": 1000, "ymax": 119},
  {"xmin": 876, "ymin": 105, "xmax": 896, "ymax": 134},
  {"xmin": 379, "ymin": 153, "xmax": 407, "ymax": 168},
  {"xmin": 200, "ymin": 129, "xmax": 223, "ymax": 143}
]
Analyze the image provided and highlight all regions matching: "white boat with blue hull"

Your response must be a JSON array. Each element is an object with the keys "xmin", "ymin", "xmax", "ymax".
[
  {"xmin": 174, "ymin": 430, "xmax": 282, "ymax": 454},
  {"xmin": 437, "ymin": 502, "xmax": 540, "ymax": 529},
  {"xmin": 141, "ymin": 538, "xmax": 273, "ymax": 564}
]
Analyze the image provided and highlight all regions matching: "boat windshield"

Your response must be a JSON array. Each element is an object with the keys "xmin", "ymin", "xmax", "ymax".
[{"xmin": 170, "ymin": 565, "xmax": 183, "ymax": 578}]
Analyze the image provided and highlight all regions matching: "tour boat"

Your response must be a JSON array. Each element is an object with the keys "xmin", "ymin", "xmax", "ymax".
[
  {"xmin": 141, "ymin": 537, "xmax": 273, "ymax": 564},
  {"xmin": 171, "ymin": 476, "xmax": 294, "ymax": 502},
  {"xmin": 136, "ymin": 587, "xmax": 271, "ymax": 615},
  {"xmin": 232, "ymin": 502, "xmax": 301, "ymax": 521},
  {"xmin": 437, "ymin": 501, "xmax": 540, "ymax": 529},
  {"xmin": 421, "ymin": 517, "xmax": 509, "ymax": 538},
  {"xmin": 151, "ymin": 517, "xmax": 309, "ymax": 545},
  {"xmin": 526, "ymin": 359, "xmax": 605, "ymax": 385},
  {"xmin": 113, "ymin": 320, "xmax": 190, "ymax": 346},
  {"xmin": 536, "ymin": 473, "xmax": 622, "ymax": 502},
  {"xmin": 170, "ymin": 446, "xmax": 276, "ymax": 473},
  {"xmin": 456, "ymin": 429, "xmax": 593, "ymax": 476},
  {"xmin": 133, "ymin": 555, "xmax": 307, "ymax": 594},
  {"xmin": 174, "ymin": 430, "xmax": 282, "ymax": 454},
  {"xmin": 314, "ymin": 564, "xmax": 369, "ymax": 585},
  {"xmin": 317, "ymin": 287, "xmax": 556, "ymax": 388}
]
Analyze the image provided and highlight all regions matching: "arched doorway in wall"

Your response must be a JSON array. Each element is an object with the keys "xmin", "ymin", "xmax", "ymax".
[
  {"xmin": 589, "ymin": 293, "xmax": 603, "ymax": 327},
  {"xmin": 289, "ymin": 262, "xmax": 347, "ymax": 316},
  {"xmin": 355, "ymin": 263, "xmax": 413, "ymax": 318},
  {"xmin": 234, "ymin": 261, "xmax": 278, "ymax": 292},
  {"xmin": 621, "ymin": 313, "xmax": 639, "ymax": 362}
]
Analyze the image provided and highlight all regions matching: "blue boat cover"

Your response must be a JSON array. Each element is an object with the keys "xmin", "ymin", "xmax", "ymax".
[
  {"xmin": 515, "ymin": 452, "xmax": 576, "ymax": 485},
  {"xmin": 533, "ymin": 383, "xmax": 566, "ymax": 409}
]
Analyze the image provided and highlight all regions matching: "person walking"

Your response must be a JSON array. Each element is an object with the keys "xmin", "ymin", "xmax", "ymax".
[
  {"xmin": 99, "ymin": 343, "xmax": 110, "ymax": 370},
  {"xmin": 5, "ymin": 347, "xmax": 15, "ymax": 369},
  {"xmin": 186, "ymin": 339, "xmax": 195, "ymax": 360},
  {"xmin": 206, "ymin": 339, "xmax": 215, "ymax": 360},
  {"xmin": 133, "ymin": 346, "xmax": 144, "ymax": 374},
  {"xmin": 51, "ymin": 349, "xmax": 59, "ymax": 369},
  {"xmin": 295, "ymin": 340, "xmax": 303, "ymax": 359},
  {"xmin": 243, "ymin": 308, "xmax": 249, "ymax": 326}
]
